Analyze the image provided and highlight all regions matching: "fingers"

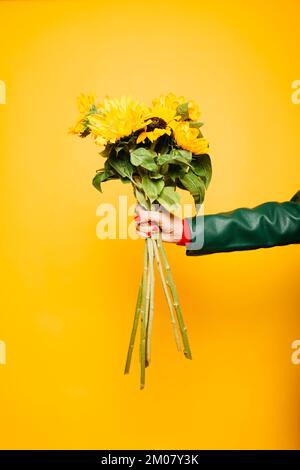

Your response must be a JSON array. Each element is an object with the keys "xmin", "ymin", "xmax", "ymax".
[
  {"xmin": 134, "ymin": 204, "xmax": 181, "ymax": 244},
  {"xmin": 135, "ymin": 218, "xmax": 175, "ymax": 243},
  {"xmin": 136, "ymin": 222, "xmax": 159, "ymax": 239},
  {"xmin": 134, "ymin": 204, "xmax": 178, "ymax": 243},
  {"xmin": 137, "ymin": 222, "xmax": 159, "ymax": 235},
  {"xmin": 135, "ymin": 204, "xmax": 161, "ymax": 226},
  {"xmin": 136, "ymin": 228, "xmax": 174, "ymax": 243}
]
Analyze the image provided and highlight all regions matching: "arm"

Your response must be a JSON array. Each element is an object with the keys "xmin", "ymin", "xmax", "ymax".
[
  {"xmin": 135, "ymin": 190, "xmax": 300, "ymax": 255},
  {"xmin": 185, "ymin": 197, "xmax": 300, "ymax": 256}
]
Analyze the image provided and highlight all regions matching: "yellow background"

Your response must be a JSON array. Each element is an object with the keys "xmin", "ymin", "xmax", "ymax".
[{"xmin": 0, "ymin": 0, "xmax": 299, "ymax": 450}]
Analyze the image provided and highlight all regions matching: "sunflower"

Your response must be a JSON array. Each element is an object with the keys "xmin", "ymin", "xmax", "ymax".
[
  {"xmin": 152, "ymin": 92, "xmax": 186, "ymax": 110},
  {"xmin": 136, "ymin": 92, "xmax": 185, "ymax": 144},
  {"xmin": 69, "ymin": 93, "xmax": 98, "ymax": 136},
  {"xmin": 69, "ymin": 119, "xmax": 85, "ymax": 136},
  {"xmin": 87, "ymin": 96, "xmax": 150, "ymax": 147},
  {"xmin": 173, "ymin": 121, "xmax": 209, "ymax": 155},
  {"xmin": 187, "ymin": 100, "xmax": 201, "ymax": 121},
  {"xmin": 176, "ymin": 99, "xmax": 202, "ymax": 122},
  {"xmin": 77, "ymin": 93, "xmax": 97, "ymax": 114}
]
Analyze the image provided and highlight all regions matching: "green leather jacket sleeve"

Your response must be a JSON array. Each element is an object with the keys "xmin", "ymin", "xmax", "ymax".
[{"xmin": 185, "ymin": 191, "xmax": 300, "ymax": 256}]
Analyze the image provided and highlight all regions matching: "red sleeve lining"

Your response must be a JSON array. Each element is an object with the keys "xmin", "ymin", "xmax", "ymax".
[{"xmin": 177, "ymin": 219, "xmax": 192, "ymax": 246}]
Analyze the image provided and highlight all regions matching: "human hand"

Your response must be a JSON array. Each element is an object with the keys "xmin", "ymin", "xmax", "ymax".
[{"xmin": 134, "ymin": 204, "xmax": 183, "ymax": 243}]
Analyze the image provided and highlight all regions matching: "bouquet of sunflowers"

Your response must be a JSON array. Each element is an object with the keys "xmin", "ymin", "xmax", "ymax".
[{"xmin": 71, "ymin": 92, "xmax": 211, "ymax": 388}]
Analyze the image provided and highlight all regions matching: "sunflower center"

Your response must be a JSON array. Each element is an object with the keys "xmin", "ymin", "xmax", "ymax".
[{"xmin": 146, "ymin": 117, "xmax": 167, "ymax": 131}]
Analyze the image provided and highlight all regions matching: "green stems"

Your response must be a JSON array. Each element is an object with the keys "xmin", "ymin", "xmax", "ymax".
[
  {"xmin": 157, "ymin": 235, "xmax": 192, "ymax": 360},
  {"xmin": 146, "ymin": 238, "xmax": 155, "ymax": 365},
  {"xmin": 125, "ymin": 233, "xmax": 192, "ymax": 389},
  {"xmin": 152, "ymin": 238, "xmax": 181, "ymax": 351},
  {"xmin": 139, "ymin": 241, "xmax": 148, "ymax": 389},
  {"xmin": 124, "ymin": 279, "xmax": 143, "ymax": 374}
]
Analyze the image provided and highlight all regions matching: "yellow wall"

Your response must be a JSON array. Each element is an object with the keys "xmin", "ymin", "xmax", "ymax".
[{"xmin": 0, "ymin": 0, "xmax": 299, "ymax": 450}]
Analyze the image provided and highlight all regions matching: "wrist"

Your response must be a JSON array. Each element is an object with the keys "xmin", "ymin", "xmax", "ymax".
[{"xmin": 177, "ymin": 219, "xmax": 192, "ymax": 246}]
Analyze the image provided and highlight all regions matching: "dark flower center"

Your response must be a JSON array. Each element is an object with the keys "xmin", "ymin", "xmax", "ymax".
[{"xmin": 146, "ymin": 117, "xmax": 167, "ymax": 131}]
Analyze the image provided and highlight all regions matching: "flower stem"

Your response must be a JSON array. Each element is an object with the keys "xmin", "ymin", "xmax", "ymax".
[
  {"xmin": 152, "ymin": 239, "xmax": 181, "ymax": 351},
  {"xmin": 124, "ymin": 279, "xmax": 143, "ymax": 375},
  {"xmin": 146, "ymin": 238, "xmax": 155, "ymax": 365},
  {"xmin": 157, "ymin": 235, "xmax": 192, "ymax": 360},
  {"xmin": 150, "ymin": 141, "xmax": 156, "ymax": 152},
  {"xmin": 139, "ymin": 241, "xmax": 149, "ymax": 389},
  {"xmin": 144, "ymin": 241, "xmax": 151, "ymax": 368}
]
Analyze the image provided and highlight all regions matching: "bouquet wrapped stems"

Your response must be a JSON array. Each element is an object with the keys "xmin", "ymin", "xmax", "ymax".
[{"xmin": 124, "ymin": 234, "xmax": 192, "ymax": 389}]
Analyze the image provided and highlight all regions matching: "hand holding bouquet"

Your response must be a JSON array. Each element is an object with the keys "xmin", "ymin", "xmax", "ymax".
[{"xmin": 71, "ymin": 92, "xmax": 212, "ymax": 388}]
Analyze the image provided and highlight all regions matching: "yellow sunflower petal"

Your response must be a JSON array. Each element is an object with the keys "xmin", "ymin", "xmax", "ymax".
[
  {"xmin": 77, "ymin": 93, "xmax": 95, "ymax": 114},
  {"xmin": 86, "ymin": 96, "xmax": 150, "ymax": 143},
  {"xmin": 136, "ymin": 131, "xmax": 147, "ymax": 144},
  {"xmin": 95, "ymin": 135, "xmax": 107, "ymax": 147},
  {"xmin": 69, "ymin": 119, "xmax": 84, "ymax": 135},
  {"xmin": 174, "ymin": 121, "xmax": 209, "ymax": 155},
  {"xmin": 146, "ymin": 92, "xmax": 187, "ymax": 125},
  {"xmin": 136, "ymin": 128, "xmax": 169, "ymax": 144},
  {"xmin": 148, "ymin": 128, "xmax": 168, "ymax": 142},
  {"xmin": 188, "ymin": 100, "xmax": 201, "ymax": 121}
]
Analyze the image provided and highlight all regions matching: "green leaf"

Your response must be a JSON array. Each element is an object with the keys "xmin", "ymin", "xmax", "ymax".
[
  {"xmin": 92, "ymin": 169, "xmax": 116, "ymax": 192},
  {"xmin": 175, "ymin": 149, "xmax": 193, "ymax": 160},
  {"xmin": 189, "ymin": 121, "xmax": 204, "ymax": 128},
  {"xmin": 135, "ymin": 188, "xmax": 149, "ymax": 209},
  {"xmin": 142, "ymin": 175, "xmax": 165, "ymax": 203},
  {"xmin": 157, "ymin": 154, "xmax": 172, "ymax": 166},
  {"xmin": 160, "ymin": 163, "xmax": 169, "ymax": 175},
  {"xmin": 149, "ymin": 172, "xmax": 164, "ymax": 180},
  {"xmin": 120, "ymin": 177, "xmax": 131, "ymax": 184},
  {"xmin": 108, "ymin": 152, "xmax": 133, "ymax": 179},
  {"xmin": 179, "ymin": 171, "xmax": 206, "ymax": 205},
  {"xmin": 176, "ymin": 102, "xmax": 189, "ymax": 120},
  {"xmin": 115, "ymin": 145, "xmax": 125, "ymax": 155},
  {"xmin": 130, "ymin": 147, "xmax": 158, "ymax": 171},
  {"xmin": 157, "ymin": 148, "xmax": 192, "ymax": 166},
  {"xmin": 190, "ymin": 154, "xmax": 212, "ymax": 189},
  {"xmin": 155, "ymin": 133, "xmax": 171, "ymax": 155},
  {"xmin": 157, "ymin": 187, "xmax": 180, "ymax": 212},
  {"xmin": 168, "ymin": 164, "xmax": 187, "ymax": 181},
  {"xmin": 99, "ymin": 143, "xmax": 114, "ymax": 158}
]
